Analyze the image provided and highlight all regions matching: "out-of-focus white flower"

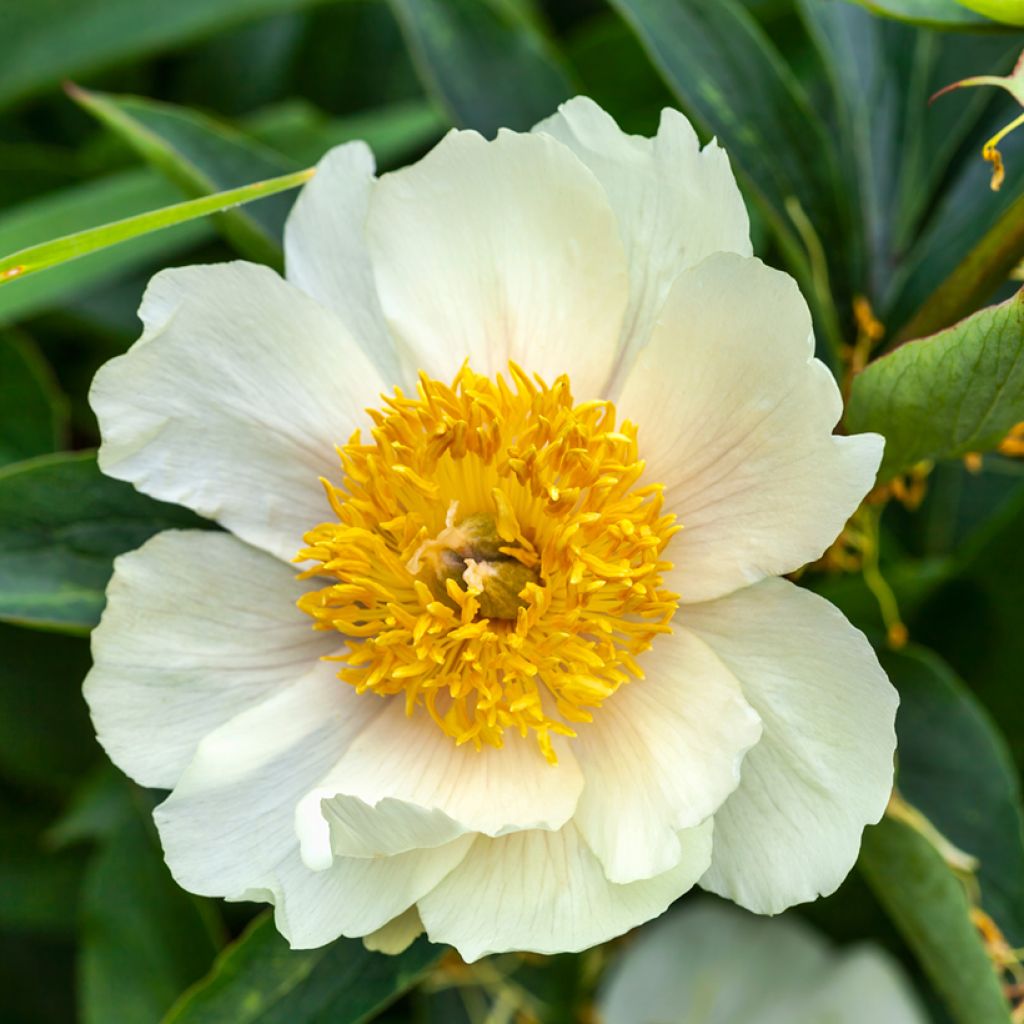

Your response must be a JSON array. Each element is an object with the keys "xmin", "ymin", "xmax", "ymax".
[
  {"xmin": 84, "ymin": 97, "xmax": 897, "ymax": 963},
  {"xmin": 599, "ymin": 898, "xmax": 930, "ymax": 1024}
]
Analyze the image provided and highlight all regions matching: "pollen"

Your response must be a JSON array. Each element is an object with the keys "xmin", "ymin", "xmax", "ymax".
[{"xmin": 296, "ymin": 364, "xmax": 679, "ymax": 762}]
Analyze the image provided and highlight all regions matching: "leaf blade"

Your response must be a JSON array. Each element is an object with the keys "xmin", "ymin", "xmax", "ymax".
[
  {"xmin": 846, "ymin": 289, "xmax": 1024, "ymax": 479},
  {"xmin": 0, "ymin": 451, "xmax": 211, "ymax": 632},
  {"xmin": 163, "ymin": 912, "xmax": 442, "ymax": 1024}
]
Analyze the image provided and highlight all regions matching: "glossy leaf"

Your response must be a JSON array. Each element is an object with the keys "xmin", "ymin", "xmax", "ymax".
[
  {"xmin": 386, "ymin": 0, "xmax": 573, "ymax": 134},
  {"xmin": 886, "ymin": 646, "xmax": 1024, "ymax": 946},
  {"xmin": 0, "ymin": 166, "xmax": 313, "ymax": 286},
  {"xmin": 0, "ymin": 0, "xmax": 330, "ymax": 109},
  {"xmin": 164, "ymin": 912, "xmax": 442, "ymax": 1024},
  {"xmin": 79, "ymin": 785, "xmax": 221, "ymax": 1024},
  {"xmin": 606, "ymin": 0, "xmax": 854, "ymax": 354},
  {"xmin": 0, "ymin": 332, "xmax": 67, "ymax": 465},
  {"xmin": 69, "ymin": 86, "xmax": 299, "ymax": 265},
  {"xmin": 860, "ymin": 816, "xmax": 1012, "ymax": 1024},
  {"xmin": 846, "ymin": 288, "xmax": 1024, "ymax": 479},
  {"xmin": 0, "ymin": 450, "xmax": 210, "ymax": 632}
]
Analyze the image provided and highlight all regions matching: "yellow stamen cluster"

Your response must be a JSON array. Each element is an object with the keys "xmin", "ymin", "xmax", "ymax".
[{"xmin": 296, "ymin": 364, "xmax": 679, "ymax": 761}]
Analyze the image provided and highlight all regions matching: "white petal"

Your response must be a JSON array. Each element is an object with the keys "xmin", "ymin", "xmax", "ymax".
[
  {"xmin": 418, "ymin": 820, "xmax": 712, "ymax": 962},
  {"xmin": 803, "ymin": 947, "xmax": 930, "ymax": 1024},
  {"xmin": 599, "ymin": 900, "xmax": 830, "ymax": 1024},
  {"xmin": 682, "ymin": 578, "xmax": 897, "ymax": 913},
  {"xmin": 91, "ymin": 262, "xmax": 387, "ymax": 564},
  {"xmin": 573, "ymin": 628, "xmax": 761, "ymax": 883},
  {"xmin": 366, "ymin": 128, "xmax": 629, "ymax": 397},
  {"xmin": 284, "ymin": 143, "xmax": 402, "ymax": 383},
  {"xmin": 618, "ymin": 253, "xmax": 883, "ymax": 603},
  {"xmin": 362, "ymin": 906, "xmax": 424, "ymax": 955},
  {"xmin": 534, "ymin": 98, "xmax": 751, "ymax": 390},
  {"xmin": 84, "ymin": 529, "xmax": 336, "ymax": 790},
  {"xmin": 600, "ymin": 899, "xmax": 928, "ymax": 1024},
  {"xmin": 296, "ymin": 700, "xmax": 583, "ymax": 865},
  {"xmin": 155, "ymin": 666, "xmax": 470, "ymax": 947}
]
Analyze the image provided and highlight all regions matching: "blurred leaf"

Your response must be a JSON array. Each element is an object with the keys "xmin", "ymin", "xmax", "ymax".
[
  {"xmin": 860, "ymin": 815, "xmax": 1012, "ymax": 1024},
  {"xmin": 0, "ymin": 624, "xmax": 96, "ymax": 793},
  {"xmin": 246, "ymin": 98, "xmax": 444, "ymax": 169},
  {"xmin": 79, "ymin": 784, "xmax": 221, "ymax": 1024},
  {"xmin": 386, "ymin": 0, "xmax": 573, "ymax": 134},
  {"xmin": 886, "ymin": 645, "xmax": 1024, "ymax": 946},
  {"xmin": 0, "ymin": 165, "xmax": 313, "ymax": 286},
  {"xmin": 912, "ymin": 482, "xmax": 1024, "ymax": 768},
  {"xmin": 846, "ymin": 0, "xmax": 995, "ymax": 27},
  {"xmin": 846, "ymin": 289, "xmax": 1024, "ymax": 480},
  {"xmin": 69, "ymin": 86, "xmax": 297, "ymax": 265},
  {"xmin": 0, "ymin": 170, "xmax": 206, "ymax": 326},
  {"xmin": 0, "ymin": 331, "xmax": 67, "ymax": 465},
  {"xmin": 164, "ymin": 912, "xmax": 442, "ymax": 1024},
  {"xmin": 0, "ymin": 932, "xmax": 78, "ymax": 1024},
  {"xmin": 897, "ymin": 190, "xmax": 1024, "ymax": 342},
  {"xmin": 0, "ymin": 450, "xmax": 210, "ymax": 632},
  {"xmin": 564, "ymin": 13, "xmax": 676, "ymax": 137},
  {"xmin": 0, "ymin": 791, "xmax": 86, "ymax": 937},
  {"xmin": 607, "ymin": 0, "xmax": 853, "ymax": 355},
  {"xmin": 0, "ymin": 0, "xmax": 333, "ymax": 109}
]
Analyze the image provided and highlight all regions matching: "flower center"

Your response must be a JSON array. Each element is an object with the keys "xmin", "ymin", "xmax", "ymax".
[{"xmin": 297, "ymin": 364, "xmax": 679, "ymax": 762}]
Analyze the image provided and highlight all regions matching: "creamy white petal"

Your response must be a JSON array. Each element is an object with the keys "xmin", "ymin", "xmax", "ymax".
[
  {"xmin": 84, "ymin": 529, "xmax": 336, "ymax": 790},
  {"xmin": 362, "ymin": 906, "xmax": 424, "ymax": 956},
  {"xmin": 91, "ymin": 262, "xmax": 386, "ymax": 564},
  {"xmin": 600, "ymin": 899, "xmax": 927, "ymax": 1024},
  {"xmin": 573, "ymin": 628, "xmax": 761, "ymax": 883},
  {"xmin": 534, "ymin": 98, "xmax": 751, "ymax": 391},
  {"xmin": 155, "ymin": 665, "xmax": 471, "ymax": 946},
  {"xmin": 418, "ymin": 820, "xmax": 713, "ymax": 962},
  {"xmin": 681, "ymin": 577, "xmax": 897, "ymax": 913},
  {"xmin": 295, "ymin": 700, "xmax": 583, "ymax": 866},
  {"xmin": 284, "ymin": 143, "xmax": 402, "ymax": 382},
  {"xmin": 617, "ymin": 253, "xmax": 883, "ymax": 603},
  {"xmin": 366, "ymin": 128, "xmax": 629, "ymax": 397},
  {"xmin": 600, "ymin": 900, "xmax": 830, "ymax": 1024}
]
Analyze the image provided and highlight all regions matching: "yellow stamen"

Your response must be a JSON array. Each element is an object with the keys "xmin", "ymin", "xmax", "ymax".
[{"xmin": 296, "ymin": 364, "xmax": 679, "ymax": 762}]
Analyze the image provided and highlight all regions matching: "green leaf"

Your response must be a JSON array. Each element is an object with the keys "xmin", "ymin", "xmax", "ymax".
[
  {"xmin": 0, "ymin": 624, "xmax": 97, "ymax": 794},
  {"xmin": 386, "ymin": 0, "xmax": 573, "ymax": 134},
  {"xmin": 860, "ymin": 815, "xmax": 1012, "ymax": 1024},
  {"xmin": 846, "ymin": 0, "xmax": 996, "ymax": 28},
  {"xmin": 0, "ymin": 790, "xmax": 86, "ymax": 937},
  {"xmin": 896, "ymin": 190, "xmax": 1024, "ymax": 343},
  {"xmin": 0, "ymin": 165, "xmax": 313, "ymax": 286},
  {"xmin": 69, "ymin": 86, "xmax": 299, "ymax": 266},
  {"xmin": 885, "ymin": 645, "xmax": 1024, "ymax": 945},
  {"xmin": 0, "ymin": 450, "xmax": 210, "ymax": 632},
  {"xmin": 912, "ymin": 481, "xmax": 1024, "ymax": 768},
  {"xmin": 845, "ymin": 289, "xmax": 1024, "ymax": 479},
  {"xmin": 606, "ymin": 0, "xmax": 853, "ymax": 357},
  {"xmin": 246, "ymin": 98, "xmax": 445, "ymax": 170},
  {"xmin": 79, "ymin": 784, "xmax": 222, "ymax": 1024},
  {"xmin": 0, "ymin": 170, "xmax": 206, "ymax": 326},
  {"xmin": 164, "ymin": 912, "xmax": 442, "ymax": 1024},
  {"xmin": 0, "ymin": 331, "xmax": 67, "ymax": 465},
  {"xmin": 0, "ymin": 0, "xmax": 331, "ymax": 110}
]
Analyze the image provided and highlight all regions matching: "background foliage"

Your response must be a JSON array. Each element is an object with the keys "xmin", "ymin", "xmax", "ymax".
[{"xmin": 1, "ymin": 0, "xmax": 1024, "ymax": 1021}]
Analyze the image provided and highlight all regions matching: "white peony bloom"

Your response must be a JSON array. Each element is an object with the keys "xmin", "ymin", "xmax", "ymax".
[
  {"xmin": 85, "ymin": 97, "xmax": 897, "ymax": 963},
  {"xmin": 599, "ymin": 898, "xmax": 930, "ymax": 1024}
]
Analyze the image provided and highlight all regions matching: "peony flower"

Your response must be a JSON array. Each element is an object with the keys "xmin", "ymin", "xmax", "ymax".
[
  {"xmin": 599, "ymin": 898, "xmax": 929, "ymax": 1024},
  {"xmin": 85, "ymin": 96, "xmax": 897, "ymax": 962}
]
